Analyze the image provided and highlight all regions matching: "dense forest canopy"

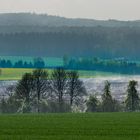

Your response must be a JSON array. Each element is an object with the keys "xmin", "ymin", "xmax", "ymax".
[
  {"xmin": 0, "ymin": 13, "xmax": 140, "ymax": 60},
  {"xmin": 0, "ymin": 27, "xmax": 140, "ymax": 60}
]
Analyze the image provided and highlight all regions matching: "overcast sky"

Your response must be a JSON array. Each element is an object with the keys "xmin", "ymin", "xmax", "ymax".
[{"xmin": 0, "ymin": 0, "xmax": 140, "ymax": 20}]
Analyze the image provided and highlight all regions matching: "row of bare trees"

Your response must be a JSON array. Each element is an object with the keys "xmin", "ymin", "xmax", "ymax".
[{"xmin": 14, "ymin": 68, "xmax": 86, "ymax": 113}]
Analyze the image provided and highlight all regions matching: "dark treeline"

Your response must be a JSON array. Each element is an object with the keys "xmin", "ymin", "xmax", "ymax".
[
  {"xmin": 65, "ymin": 57, "xmax": 140, "ymax": 74},
  {"xmin": 0, "ymin": 57, "xmax": 45, "ymax": 68},
  {"xmin": 0, "ymin": 68, "xmax": 140, "ymax": 113},
  {"xmin": 1, "ymin": 56, "xmax": 140, "ymax": 74},
  {"xmin": 0, "ymin": 27, "xmax": 140, "ymax": 60}
]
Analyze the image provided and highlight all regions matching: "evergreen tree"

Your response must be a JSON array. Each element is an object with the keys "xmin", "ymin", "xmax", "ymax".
[
  {"xmin": 102, "ymin": 81, "xmax": 114, "ymax": 112},
  {"xmin": 86, "ymin": 95, "xmax": 99, "ymax": 112},
  {"xmin": 125, "ymin": 80, "xmax": 140, "ymax": 111}
]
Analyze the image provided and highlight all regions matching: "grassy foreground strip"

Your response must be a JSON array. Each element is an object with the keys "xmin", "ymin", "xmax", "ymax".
[
  {"xmin": 0, "ymin": 68, "xmax": 119, "ymax": 80},
  {"xmin": 0, "ymin": 113, "xmax": 140, "ymax": 140}
]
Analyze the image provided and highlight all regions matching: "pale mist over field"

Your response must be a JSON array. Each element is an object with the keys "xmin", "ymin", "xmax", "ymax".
[{"xmin": 0, "ymin": 0, "xmax": 140, "ymax": 20}]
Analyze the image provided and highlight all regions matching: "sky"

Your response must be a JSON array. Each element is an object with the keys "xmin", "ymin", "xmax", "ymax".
[{"xmin": 0, "ymin": 0, "xmax": 140, "ymax": 20}]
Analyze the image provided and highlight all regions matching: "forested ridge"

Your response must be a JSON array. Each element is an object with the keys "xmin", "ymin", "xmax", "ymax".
[
  {"xmin": 0, "ymin": 13, "xmax": 140, "ymax": 60},
  {"xmin": 0, "ymin": 27, "xmax": 140, "ymax": 60}
]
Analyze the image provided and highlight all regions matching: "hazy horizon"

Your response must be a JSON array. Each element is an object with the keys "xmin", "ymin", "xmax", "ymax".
[{"xmin": 0, "ymin": 0, "xmax": 140, "ymax": 21}]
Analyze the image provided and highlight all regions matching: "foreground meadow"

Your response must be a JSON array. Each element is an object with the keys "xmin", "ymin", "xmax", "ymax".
[{"xmin": 0, "ymin": 113, "xmax": 140, "ymax": 140}]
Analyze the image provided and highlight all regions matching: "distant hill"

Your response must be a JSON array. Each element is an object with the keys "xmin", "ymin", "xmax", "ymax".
[
  {"xmin": 0, "ymin": 13, "xmax": 137, "ymax": 27},
  {"xmin": 0, "ymin": 13, "xmax": 140, "ymax": 60}
]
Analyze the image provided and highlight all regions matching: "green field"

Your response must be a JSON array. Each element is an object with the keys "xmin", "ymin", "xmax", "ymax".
[
  {"xmin": 0, "ymin": 68, "xmax": 51, "ymax": 80},
  {"xmin": 0, "ymin": 68, "xmax": 121, "ymax": 80},
  {"xmin": 0, "ymin": 113, "xmax": 140, "ymax": 140}
]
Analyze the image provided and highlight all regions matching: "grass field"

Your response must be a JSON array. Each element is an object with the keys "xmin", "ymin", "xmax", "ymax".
[
  {"xmin": 0, "ymin": 68, "xmax": 121, "ymax": 80},
  {"xmin": 0, "ymin": 113, "xmax": 140, "ymax": 140},
  {"xmin": 0, "ymin": 68, "xmax": 53, "ymax": 80}
]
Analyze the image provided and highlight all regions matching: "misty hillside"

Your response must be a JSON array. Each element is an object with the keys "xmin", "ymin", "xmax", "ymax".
[
  {"xmin": 0, "ymin": 13, "xmax": 140, "ymax": 28},
  {"xmin": 0, "ymin": 27, "xmax": 140, "ymax": 60},
  {"xmin": 0, "ymin": 13, "xmax": 140, "ymax": 60}
]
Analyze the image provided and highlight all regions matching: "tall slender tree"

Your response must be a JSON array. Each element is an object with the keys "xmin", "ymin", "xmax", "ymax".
[
  {"xmin": 102, "ymin": 81, "xmax": 114, "ymax": 112},
  {"xmin": 125, "ymin": 80, "xmax": 140, "ymax": 111},
  {"xmin": 67, "ymin": 71, "xmax": 86, "ymax": 106},
  {"xmin": 51, "ymin": 67, "xmax": 67, "ymax": 112},
  {"xmin": 32, "ymin": 69, "xmax": 48, "ymax": 113}
]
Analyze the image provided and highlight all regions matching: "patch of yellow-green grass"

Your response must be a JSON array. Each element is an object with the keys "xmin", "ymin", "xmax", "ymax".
[
  {"xmin": 0, "ymin": 68, "xmax": 123, "ymax": 80},
  {"xmin": 0, "ymin": 68, "xmax": 58, "ymax": 80},
  {"xmin": 0, "ymin": 68, "xmax": 33, "ymax": 80}
]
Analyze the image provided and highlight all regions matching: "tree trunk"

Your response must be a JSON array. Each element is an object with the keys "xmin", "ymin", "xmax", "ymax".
[{"xmin": 70, "ymin": 96, "xmax": 73, "ymax": 106}]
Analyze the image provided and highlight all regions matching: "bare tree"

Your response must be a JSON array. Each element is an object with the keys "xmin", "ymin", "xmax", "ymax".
[
  {"xmin": 32, "ymin": 69, "xmax": 49, "ymax": 113},
  {"xmin": 67, "ymin": 71, "xmax": 86, "ymax": 106},
  {"xmin": 51, "ymin": 67, "xmax": 67, "ymax": 112},
  {"xmin": 16, "ymin": 73, "xmax": 34, "ymax": 104},
  {"xmin": 15, "ymin": 73, "xmax": 34, "ymax": 113}
]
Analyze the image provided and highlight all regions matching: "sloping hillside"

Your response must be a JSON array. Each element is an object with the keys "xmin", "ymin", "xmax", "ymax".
[
  {"xmin": 0, "ymin": 13, "xmax": 140, "ymax": 28},
  {"xmin": 0, "ymin": 13, "xmax": 140, "ymax": 60}
]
